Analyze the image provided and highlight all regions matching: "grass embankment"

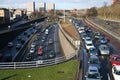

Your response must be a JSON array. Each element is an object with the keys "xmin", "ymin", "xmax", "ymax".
[
  {"xmin": 60, "ymin": 19, "xmax": 79, "ymax": 40},
  {"xmin": 0, "ymin": 60, "xmax": 78, "ymax": 80}
]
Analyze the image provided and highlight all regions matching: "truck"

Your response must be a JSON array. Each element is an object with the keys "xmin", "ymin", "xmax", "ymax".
[{"xmin": 45, "ymin": 29, "xmax": 49, "ymax": 35}]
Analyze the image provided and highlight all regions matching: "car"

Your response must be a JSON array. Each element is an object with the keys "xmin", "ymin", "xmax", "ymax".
[
  {"xmin": 85, "ymin": 66, "xmax": 102, "ymax": 80},
  {"xmin": 99, "ymin": 36, "xmax": 108, "ymax": 44},
  {"xmin": 30, "ymin": 47, "xmax": 35, "ymax": 53},
  {"xmin": 81, "ymin": 32, "xmax": 88, "ymax": 40},
  {"xmin": 88, "ymin": 48, "xmax": 98, "ymax": 56},
  {"xmin": 112, "ymin": 65, "xmax": 120, "ymax": 80},
  {"xmin": 85, "ymin": 43, "xmax": 95, "ymax": 50},
  {"xmin": 47, "ymin": 51, "xmax": 55, "ymax": 59},
  {"xmin": 4, "ymin": 54, "xmax": 12, "ymax": 62},
  {"xmin": 84, "ymin": 37, "xmax": 93, "ymax": 44},
  {"xmin": 94, "ymin": 32, "xmax": 101, "ymax": 39},
  {"xmin": 31, "ymin": 42, "xmax": 36, "ymax": 48},
  {"xmin": 48, "ymin": 39, "xmax": 53, "ymax": 44},
  {"xmin": 110, "ymin": 55, "xmax": 120, "ymax": 66},
  {"xmin": 8, "ymin": 42, "xmax": 14, "ymax": 48},
  {"xmin": 99, "ymin": 45, "xmax": 109, "ymax": 55},
  {"xmin": 17, "ymin": 36, "xmax": 22, "ymax": 41},
  {"xmin": 26, "ymin": 53, "xmax": 32, "ymax": 61},
  {"xmin": 37, "ymin": 46, "xmax": 43, "ymax": 55},
  {"xmin": 21, "ymin": 38, "xmax": 26, "ymax": 44},
  {"xmin": 88, "ymin": 56, "xmax": 100, "ymax": 69},
  {"xmin": 24, "ymin": 31, "xmax": 28, "ymax": 35},
  {"xmin": 16, "ymin": 43, "xmax": 22, "ymax": 50}
]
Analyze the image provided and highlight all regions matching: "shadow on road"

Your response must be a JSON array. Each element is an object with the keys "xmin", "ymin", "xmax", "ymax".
[{"xmin": 1, "ymin": 74, "xmax": 17, "ymax": 80}]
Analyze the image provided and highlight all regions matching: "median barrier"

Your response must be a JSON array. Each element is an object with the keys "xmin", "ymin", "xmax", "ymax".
[{"xmin": 58, "ymin": 22, "xmax": 80, "ymax": 49}]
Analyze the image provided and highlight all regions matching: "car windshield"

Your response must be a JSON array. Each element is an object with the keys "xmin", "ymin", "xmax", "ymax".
[
  {"xmin": 90, "ymin": 58, "xmax": 99, "ymax": 64},
  {"xmin": 87, "ymin": 44, "xmax": 93, "ymax": 46},
  {"xmin": 115, "ymin": 70, "xmax": 120, "ymax": 75},
  {"xmin": 115, "ymin": 57, "xmax": 120, "ymax": 61},
  {"xmin": 88, "ymin": 73, "xmax": 100, "ymax": 79},
  {"xmin": 101, "ymin": 47, "xmax": 108, "ymax": 50}
]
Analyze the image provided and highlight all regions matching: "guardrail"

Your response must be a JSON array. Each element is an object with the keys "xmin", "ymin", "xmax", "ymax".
[
  {"xmin": 58, "ymin": 22, "xmax": 80, "ymax": 49},
  {"xmin": 0, "ymin": 53, "xmax": 76, "ymax": 69},
  {"xmin": 85, "ymin": 18, "xmax": 120, "ymax": 41},
  {"xmin": 103, "ymin": 18, "xmax": 120, "ymax": 23}
]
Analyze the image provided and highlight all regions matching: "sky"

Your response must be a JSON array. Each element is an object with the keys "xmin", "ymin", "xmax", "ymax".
[{"xmin": 0, "ymin": 0, "xmax": 112, "ymax": 10}]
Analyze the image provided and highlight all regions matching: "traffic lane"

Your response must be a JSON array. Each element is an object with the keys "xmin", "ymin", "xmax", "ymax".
[
  {"xmin": 85, "ymin": 20, "xmax": 120, "ymax": 53},
  {"xmin": 85, "ymin": 26, "xmax": 119, "ymax": 80},
  {"xmin": 23, "ymin": 25, "xmax": 55, "ymax": 61},
  {"xmin": 1, "ymin": 25, "xmax": 38, "ymax": 62},
  {"xmin": 54, "ymin": 24, "xmax": 62, "ymax": 57},
  {"xmin": 22, "ymin": 31, "xmax": 45, "ymax": 61}
]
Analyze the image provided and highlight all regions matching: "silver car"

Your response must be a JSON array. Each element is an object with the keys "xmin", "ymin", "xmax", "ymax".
[
  {"xmin": 99, "ymin": 45, "xmax": 109, "ymax": 55},
  {"xmin": 85, "ymin": 66, "xmax": 102, "ymax": 80},
  {"xmin": 88, "ymin": 56, "xmax": 100, "ymax": 69}
]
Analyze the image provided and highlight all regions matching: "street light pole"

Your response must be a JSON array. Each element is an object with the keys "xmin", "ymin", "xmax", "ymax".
[{"xmin": 64, "ymin": 1, "xmax": 65, "ymax": 22}]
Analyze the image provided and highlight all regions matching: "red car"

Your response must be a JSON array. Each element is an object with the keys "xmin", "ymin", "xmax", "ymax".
[
  {"xmin": 110, "ymin": 55, "xmax": 120, "ymax": 66},
  {"xmin": 37, "ymin": 47, "xmax": 43, "ymax": 55}
]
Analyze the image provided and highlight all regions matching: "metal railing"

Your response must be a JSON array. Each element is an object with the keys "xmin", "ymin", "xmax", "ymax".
[
  {"xmin": 0, "ymin": 53, "xmax": 76, "ymax": 69},
  {"xmin": 85, "ymin": 18, "xmax": 120, "ymax": 41},
  {"xmin": 58, "ymin": 22, "xmax": 81, "ymax": 49}
]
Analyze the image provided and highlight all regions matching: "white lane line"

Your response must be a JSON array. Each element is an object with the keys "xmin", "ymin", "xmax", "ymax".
[{"xmin": 107, "ymin": 73, "xmax": 110, "ymax": 80}]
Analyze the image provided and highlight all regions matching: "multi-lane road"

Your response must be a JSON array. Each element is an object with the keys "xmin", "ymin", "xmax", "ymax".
[
  {"xmin": 73, "ymin": 19, "xmax": 120, "ymax": 80},
  {"xmin": 0, "ymin": 21, "xmax": 62, "ymax": 62}
]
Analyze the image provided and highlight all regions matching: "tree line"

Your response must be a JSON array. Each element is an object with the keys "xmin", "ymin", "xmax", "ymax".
[{"xmin": 86, "ymin": 3, "xmax": 120, "ymax": 20}]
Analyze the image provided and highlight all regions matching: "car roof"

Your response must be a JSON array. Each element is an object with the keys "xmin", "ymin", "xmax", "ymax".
[
  {"xmin": 111, "ymin": 55, "xmax": 120, "ymax": 58},
  {"xmin": 114, "ymin": 66, "xmax": 120, "ymax": 70},
  {"xmin": 99, "ymin": 44, "xmax": 107, "ymax": 47},
  {"xmin": 90, "ymin": 56, "xmax": 98, "ymax": 59}
]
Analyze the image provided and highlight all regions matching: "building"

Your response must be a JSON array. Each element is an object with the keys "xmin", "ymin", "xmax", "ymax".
[
  {"xmin": 14, "ymin": 9, "xmax": 24, "ymax": 18},
  {"xmin": 38, "ymin": 2, "xmax": 46, "ymax": 12},
  {"xmin": 112, "ymin": 0, "xmax": 120, "ymax": 5},
  {"xmin": 27, "ymin": 2, "xmax": 35, "ymax": 15},
  {"xmin": 0, "ymin": 8, "xmax": 10, "ymax": 23},
  {"xmin": 47, "ymin": 3, "xmax": 55, "ymax": 11}
]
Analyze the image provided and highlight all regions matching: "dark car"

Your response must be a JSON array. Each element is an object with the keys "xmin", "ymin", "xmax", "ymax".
[
  {"xmin": 26, "ymin": 53, "xmax": 32, "ymax": 61},
  {"xmin": 8, "ymin": 42, "xmax": 14, "ymax": 48},
  {"xmin": 47, "ymin": 51, "xmax": 55, "ymax": 59},
  {"xmin": 99, "ymin": 36, "xmax": 108, "ymax": 44},
  {"xmin": 88, "ymin": 48, "xmax": 98, "ymax": 56},
  {"xmin": 16, "ymin": 43, "xmax": 22, "ymax": 50},
  {"xmin": 4, "ymin": 54, "xmax": 12, "ymax": 62},
  {"xmin": 17, "ymin": 36, "xmax": 22, "ymax": 41}
]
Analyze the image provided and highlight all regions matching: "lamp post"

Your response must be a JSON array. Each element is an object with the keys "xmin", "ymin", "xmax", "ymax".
[{"xmin": 64, "ymin": 1, "xmax": 65, "ymax": 22}]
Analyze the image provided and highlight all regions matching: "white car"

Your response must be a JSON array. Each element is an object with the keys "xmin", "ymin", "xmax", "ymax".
[
  {"xmin": 31, "ymin": 42, "xmax": 36, "ymax": 48},
  {"xmin": 85, "ymin": 66, "xmax": 102, "ymax": 80},
  {"xmin": 85, "ymin": 43, "xmax": 95, "ymax": 50},
  {"xmin": 112, "ymin": 66, "xmax": 120, "ymax": 80},
  {"xmin": 99, "ymin": 45, "xmax": 109, "ymax": 55},
  {"xmin": 30, "ymin": 48, "xmax": 35, "ymax": 53},
  {"xmin": 85, "ymin": 37, "xmax": 93, "ymax": 44}
]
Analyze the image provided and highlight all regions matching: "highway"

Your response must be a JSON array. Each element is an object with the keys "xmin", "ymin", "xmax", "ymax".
[
  {"xmin": 73, "ymin": 19, "xmax": 120, "ymax": 80},
  {"xmin": 0, "ymin": 23, "xmax": 39, "ymax": 62},
  {"xmin": 22, "ymin": 23, "xmax": 62, "ymax": 62},
  {"xmin": 0, "ymin": 21, "xmax": 62, "ymax": 62}
]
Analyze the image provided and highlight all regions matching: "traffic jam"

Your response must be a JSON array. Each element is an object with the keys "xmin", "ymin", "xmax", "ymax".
[
  {"xmin": 23, "ymin": 23, "xmax": 57, "ymax": 62},
  {"xmin": 73, "ymin": 19, "xmax": 120, "ymax": 80},
  {"xmin": 0, "ymin": 22, "xmax": 57, "ymax": 62}
]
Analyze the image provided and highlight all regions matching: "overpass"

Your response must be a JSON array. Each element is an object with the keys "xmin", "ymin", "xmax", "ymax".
[{"xmin": 0, "ymin": 16, "xmax": 47, "ymax": 50}]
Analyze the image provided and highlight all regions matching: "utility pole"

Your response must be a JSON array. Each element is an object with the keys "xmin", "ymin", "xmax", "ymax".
[{"xmin": 64, "ymin": 1, "xmax": 65, "ymax": 22}]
